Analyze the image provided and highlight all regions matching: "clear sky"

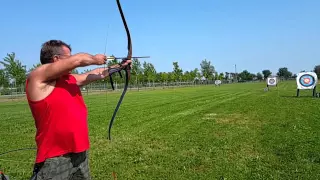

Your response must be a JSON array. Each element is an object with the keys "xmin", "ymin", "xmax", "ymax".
[{"xmin": 1, "ymin": 0, "xmax": 319, "ymax": 75}]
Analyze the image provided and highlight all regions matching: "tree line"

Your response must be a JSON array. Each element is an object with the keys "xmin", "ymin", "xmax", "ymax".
[{"xmin": 1, "ymin": 52, "xmax": 320, "ymax": 94}]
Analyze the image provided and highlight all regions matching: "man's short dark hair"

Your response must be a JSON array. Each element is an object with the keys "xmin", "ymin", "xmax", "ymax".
[{"xmin": 40, "ymin": 40, "xmax": 72, "ymax": 64}]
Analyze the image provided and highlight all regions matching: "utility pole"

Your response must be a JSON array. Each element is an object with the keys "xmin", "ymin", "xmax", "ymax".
[{"xmin": 235, "ymin": 64, "xmax": 237, "ymax": 82}]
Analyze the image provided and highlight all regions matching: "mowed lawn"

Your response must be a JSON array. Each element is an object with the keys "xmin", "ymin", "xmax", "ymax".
[{"xmin": 1, "ymin": 81, "xmax": 320, "ymax": 180}]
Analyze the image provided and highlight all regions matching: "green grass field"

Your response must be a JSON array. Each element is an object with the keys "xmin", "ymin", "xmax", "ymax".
[{"xmin": 1, "ymin": 81, "xmax": 320, "ymax": 180}]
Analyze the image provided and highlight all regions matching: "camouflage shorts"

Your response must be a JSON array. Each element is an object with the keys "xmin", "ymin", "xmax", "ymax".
[{"xmin": 31, "ymin": 150, "xmax": 90, "ymax": 180}]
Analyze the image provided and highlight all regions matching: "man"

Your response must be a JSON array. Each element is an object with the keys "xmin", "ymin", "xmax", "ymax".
[{"xmin": 26, "ymin": 40, "xmax": 131, "ymax": 179}]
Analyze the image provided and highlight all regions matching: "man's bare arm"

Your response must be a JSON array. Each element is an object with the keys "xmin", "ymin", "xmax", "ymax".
[
  {"xmin": 72, "ymin": 64, "xmax": 122, "ymax": 86},
  {"xmin": 28, "ymin": 53, "xmax": 106, "ymax": 83}
]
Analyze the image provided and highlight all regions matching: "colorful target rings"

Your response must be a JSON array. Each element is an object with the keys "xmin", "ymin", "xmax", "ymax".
[{"xmin": 299, "ymin": 74, "xmax": 315, "ymax": 87}]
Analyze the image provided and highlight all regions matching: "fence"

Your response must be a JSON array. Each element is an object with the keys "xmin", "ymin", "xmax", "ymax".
[{"xmin": 0, "ymin": 79, "xmax": 239, "ymax": 98}]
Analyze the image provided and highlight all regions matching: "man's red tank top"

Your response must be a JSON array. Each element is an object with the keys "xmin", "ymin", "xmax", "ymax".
[{"xmin": 26, "ymin": 74, "xmax": 89, "ymax": 163}]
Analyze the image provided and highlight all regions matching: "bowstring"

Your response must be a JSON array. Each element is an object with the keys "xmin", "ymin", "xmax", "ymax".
[
  {"xmin": 104, "ymin": 24, "xmax": 110, "ymax": 128},
  {"xmin": 104, "ymin": 24, "xmax": 109, "ymax": 55}
]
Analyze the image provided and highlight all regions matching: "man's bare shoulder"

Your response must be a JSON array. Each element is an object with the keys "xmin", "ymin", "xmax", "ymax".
[
  {"xmin": 27, "ymin": 64, "xmax": 48, "ymax": 81},
  {"xmin": 26, "ymin": 66, "xmax": 56, "ymax": 102}
]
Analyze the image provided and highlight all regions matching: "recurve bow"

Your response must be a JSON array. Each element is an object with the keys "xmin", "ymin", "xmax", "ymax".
[{"xmin": 107, "ymin": 0, "xmax": 149, "ymax": 140}]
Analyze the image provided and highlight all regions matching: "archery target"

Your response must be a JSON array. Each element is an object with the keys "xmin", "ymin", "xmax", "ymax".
[
  {"xmin": 296, "ymin": 72, "xmax": 318, "ymax": 90},
  {"xmin": 267, "ymin": 77, "xmax": 277, "ymax": 86},
  {"xmin": 215, "ymin": 80, "xmax": 222, "ymax": 85}
]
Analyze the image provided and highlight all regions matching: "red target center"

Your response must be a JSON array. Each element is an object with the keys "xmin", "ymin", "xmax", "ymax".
[{"xmin": 303, "ymin": 78, "xmax": 310, "ymax": 84}]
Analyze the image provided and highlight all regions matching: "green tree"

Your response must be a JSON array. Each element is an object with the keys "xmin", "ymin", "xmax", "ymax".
[
  {"xmin": 148, "ymin": 63, "xmax": 157, "ymax": 83},
  {"xmin": 262, "ymin": 70, "xmax": 272, "ymax": 79},
  {"xmin": 257, "ymin": 72, "xmax": 263, "ymax": 81},
  {"xmin": 313, "ymin": 65, "xmax": 320, "ymax": 78},
  {"xmin": 214, "ymin": 72, "xmax": 218, "ymax": 80},
  {"xmin": 292, "ymin": 74, "xmax": 297, "ymax": 79},
  {"xmin": 277, "ymin": 67, "xmax": 292, "ymax": 80},
  {"xmin": 0, "ymin": 52, "xmax": 27, "ymax": 86},
  {"xmin": 189, "ymin": 68, "xmax": 199, "ymax": 81},
  {"xmin": 238, "ymin": 70, "xmax": 251, "ymax": 81},
  {"xmin": 143, "ymin": 61, "xmax": 156, "ymax": 85},
  {"xmin": 183, "ymin": 71, "xmax": 192, "ymax": 81},
  {"xmin": 200, "ymin": 59, "xmax": 215, "ymax": 80},
  {"xmin": 250, "ymin": 73, "xmax": 256, "ymax": 80},
  {"xmin": 161, "ymin": 72, "xmax": 169, "ymax": 83},
  {"xmin": 0, "ymin": 69, "xmax": 9, "ymax": 87},
  {"xmin": 225, "ymin": 72, "xmax": 229, "ymax": 80},
  {"xmin": 172, "ymin": 62, "xmax": 183, "ymax": 82},
  {"xmin": 218, "ymin": 73, "xmax": 224, "ymax": 80},
  {"xmin": 131, "ymin": 58, "xmax": 143, "ymax": 85},
  {"xmin": 142, "ymin": 61, "xmax": 148, "ymax": 84},
  {"xmin": 167, "ymin": 72, "xmax": 175, "ymax": 82},
  {"xmin": 156, "ymin": 72, "xmax": 162, "ymax": 82}
]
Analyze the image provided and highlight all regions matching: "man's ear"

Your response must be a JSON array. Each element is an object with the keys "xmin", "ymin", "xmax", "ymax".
[{"xmin": 52, "ymin": 55, "xmax": 59, "ymax": 63}]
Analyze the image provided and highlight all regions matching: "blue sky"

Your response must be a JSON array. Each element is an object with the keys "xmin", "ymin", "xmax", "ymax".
[{"xmin": 1, "ymin": 0, "xmax": 319, "ymax": 75}]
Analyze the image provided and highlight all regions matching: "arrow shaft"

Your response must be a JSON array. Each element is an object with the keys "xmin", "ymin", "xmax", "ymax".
[{"xmin": 107, "ymin": 56, "xmax": 150, "ymax": 60}]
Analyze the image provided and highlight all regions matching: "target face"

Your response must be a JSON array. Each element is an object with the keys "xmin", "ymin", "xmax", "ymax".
[
  {"xmin": 269, "ymin": 78, "xmax": 275, "ymax": 84},
  {"xmin": 215, "ymin": 80, "xmax": 221, "ymax": 85},
  {"xmin": 267, "ymin": 77, "xmax": 277, "ymax": 86},
  {"xmin": 299, "ymin": 74, "xmax": 315, "ymax": 87},
  {"xmin": 296, "ymin": 72, "xmax": 318, "ymax": 90}
]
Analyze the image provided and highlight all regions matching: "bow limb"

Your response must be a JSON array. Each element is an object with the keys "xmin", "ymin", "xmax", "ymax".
[
  {"xmin": 116, "ymin": 0, "xmax": 132, "ymax": 59},
  {"xmin": 107, "ymin": 0, "xmax": 132, "ymax": 140},
  {"xmin": 107, "ymin": 68, "xmax": 129, "ymax": 140}
]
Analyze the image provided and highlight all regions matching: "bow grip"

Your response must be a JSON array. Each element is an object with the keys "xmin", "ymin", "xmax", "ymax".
[
  {"xmin": 108, "ymin": 67, "xmax": 122, "ymax": 90},
  {"xmin": 120, "ymin": 58, "xmax": 132, "ymax": 71},
  {"xmin": 108, "ymin": 67, "xmax": 122, "ymax": 76}
]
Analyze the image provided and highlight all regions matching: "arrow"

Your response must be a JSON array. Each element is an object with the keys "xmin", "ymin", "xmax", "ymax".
[{"xmin": 107, "ymin": 56, "xmax": 150, "ymax": 60}]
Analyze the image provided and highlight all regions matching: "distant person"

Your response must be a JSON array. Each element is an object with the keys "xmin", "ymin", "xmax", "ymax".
[{"xmin": 25, "ymin": 40, "xmax": 131, "ymax": 179}]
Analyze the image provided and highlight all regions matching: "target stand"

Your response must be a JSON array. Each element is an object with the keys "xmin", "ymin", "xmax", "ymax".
[
  {"xmin": 265, "ymin": 77, "xmax": 278, "ymax": 91},
  {"xmin": 215, "ymin": 80, "xmax": 222, "ymax": 86},
  {"xmin": 296, "ymin": 72, "xmax": 318, "ymax": 97}
]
